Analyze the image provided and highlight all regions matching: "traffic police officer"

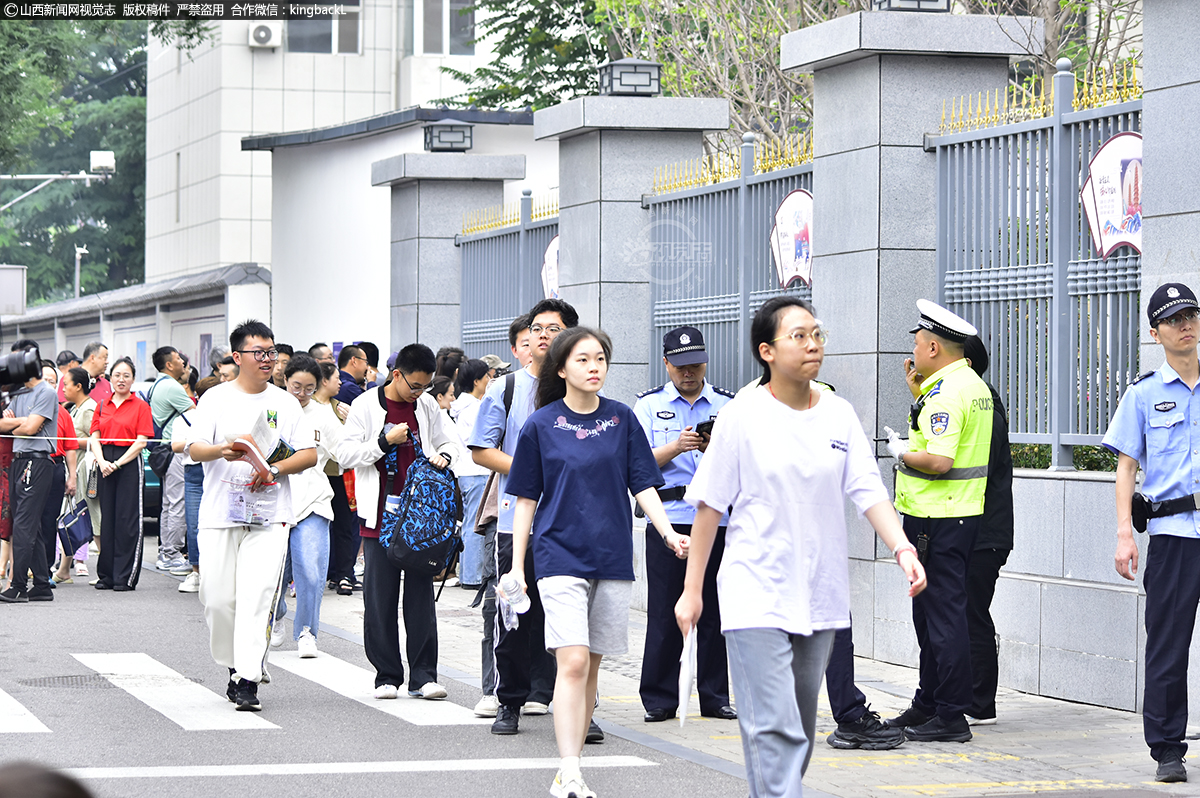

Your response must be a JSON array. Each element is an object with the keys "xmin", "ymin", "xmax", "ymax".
[
  {"xmin": 633, "ymin": 326, "xmax": 737, "ymax": 722},
  {"xmin": 884, "ymin": 300, "xmax": 993, "ymax": 743},
  {"xmin": 1103, "ymin": 282, "xmax": 1200, "ymax": 784}
]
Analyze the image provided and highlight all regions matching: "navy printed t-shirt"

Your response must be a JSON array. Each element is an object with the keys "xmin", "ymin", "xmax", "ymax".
[{"xmin": 506, "ymin": 396, "xmax": 664, "ymax": 581}]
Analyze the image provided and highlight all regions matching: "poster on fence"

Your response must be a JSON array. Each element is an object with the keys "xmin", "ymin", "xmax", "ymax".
[
  {"xmin": 771, "ymin": 190, "xmax": 814, "ymax": 288},
  {"xmin": 542, "ymin": 235, "xmax": 560, "ymax": 299},
  {"xmin": 1081, "ymin": 131, "xmax": 1142, "ymax": 259}
]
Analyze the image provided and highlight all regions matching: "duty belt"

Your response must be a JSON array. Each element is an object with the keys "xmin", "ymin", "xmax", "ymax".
[
  {"xmin": 1132, "ymin": 491, "xmax": 1200, "ymax": 533},
  {"xmin": 657, "ymin": 486, "xmax": 688, "ymax": 502},
  {"xmin": 12, "ymin": 451, "xmax": 52, "ymax": 460}
]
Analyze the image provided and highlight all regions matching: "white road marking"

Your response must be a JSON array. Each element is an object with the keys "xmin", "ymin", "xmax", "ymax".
[
  {"xmin": 268, "ymin": 649, "xmax": 491, "ymax": 726},
  {"xmin": 67, "ymin": 755, "xmax": 657, "ymax": 780},
  {"xmin": 72, "ymin": 653, "xmax": 278, "ymax": 731},
  {"xmin": 0, "ymin": 687, "xmax": 51, "ymax": 733}
]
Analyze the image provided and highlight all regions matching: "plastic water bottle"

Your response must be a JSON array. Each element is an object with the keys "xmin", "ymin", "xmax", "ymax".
[{"xmin": 498, "ymin": 574, "xmax": 531, "ymax": 614}]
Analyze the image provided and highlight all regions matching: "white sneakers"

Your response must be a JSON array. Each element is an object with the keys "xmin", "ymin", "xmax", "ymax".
[
  {"xmin": 297, "ymin": 628, "xmax": 318, "ymax": 659},
  {"xmin": 178, "ymin": 571, "xmax": 200, "ymax": 593},
  {"xmin": 374, "ymin": 684, "xmax": 399, "ymax": 700},
  {"xmin": 523, "ymin": 701, "xmax": 550, "ymax": 716},
  {"xmin": 409, "ymin": 682, "xmax": 448, "ymax": 700},
  {"xmin": 270, "ymin": 618, "xmax": 285, "ymax": 648},
  {"xmin": 474, "ymin": 694, "xmax": 499, "ymax": 717},
  {"xmin": 550, "ymin": 770, "xmax": 595, "ymax": 798}
]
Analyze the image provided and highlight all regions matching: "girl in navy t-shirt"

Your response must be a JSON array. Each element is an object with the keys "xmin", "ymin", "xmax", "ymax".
[{"xmin": 506, "ymin": 327, "xmax": 686, "ymax": 798}]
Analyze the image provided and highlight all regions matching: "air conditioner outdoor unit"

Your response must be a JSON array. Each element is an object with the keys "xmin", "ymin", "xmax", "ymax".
[{"xmin": 248, "ymin": 22, "xmax": 282, "ymax": 49}]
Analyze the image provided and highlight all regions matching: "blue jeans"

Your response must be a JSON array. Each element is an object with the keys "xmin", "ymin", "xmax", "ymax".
[
  {"xmin": 184, "ymin": 464, "xmax": 204, "ymax": 567},
  {"xmin": 726, "ymin": 627, "xmax": 835, "ymax": 798},
  {"xmin": 457, "ymin": 475, "xmax": 488, "ymax": 586},
  {"xmin": 275, "ymin": 513, "xmax": 331, "ymax": 639}
]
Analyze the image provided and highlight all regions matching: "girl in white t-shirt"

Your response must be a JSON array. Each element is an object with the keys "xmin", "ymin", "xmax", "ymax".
[{"xmin": 676, "ymin": 296, "xmax": 926, "ymax": 798}]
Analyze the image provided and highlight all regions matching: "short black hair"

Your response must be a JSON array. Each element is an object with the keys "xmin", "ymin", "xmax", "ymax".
[
  {"xmin": 152, "ymin": 345, "xmax": 179, "ymax": 372},
  {"xmin": 220, "ymin": 355, "xmax": 237, "ymax": 367},
  {"xmin": 66, "ymin": 367, "xmax": 91, "ymax": 395},
  {"xmin": 110, "ymin": 356, "xmax": 137, "ymax": 380},
  {"xmin": 187, "ymin": 365, "xmax": 199, "ymax": 391},
  {"xmin": 319, "ymin": 361, "xmax": 338, "ymax": 381},
  {"xmin": 308, "ymin": 342, "xmax": 329, "ymax": 356},
  {"xmin": 56, "ymin": 350, "xmax": 79, "ymax": 367},
  {"xmin": 455, "ymin": 358, "xmax": 490, "ymax": 396},
  {"xmin": 338, "ymin": 345, "xmax": 364, "ymax": 369},
  {"xmin": 394, "ymin": 343, "xmax": 436, "ymax": 376},
  {"xmin": 229, "ymin": 319, "xmax": 274, "ymax": 353},
  {"xmin": 430, "ymin": 375, "xmax": 454, "ymax": 400},
  {"xmin": 508, "ymin": 314, "xmax": 530, "ymax": 347},
  {"xmin": 275, "ymin": 343, "xmax": 294, "ymax": 357},
  {"xmin": 11, "ymin": 338, "xmax": 38, "ymax": 353},
  {"xmin": 82, "ymin": 341, "xmax": 107, "ymax": 362},
  {"xmin": 526, "ymin": 298, "xmax": 579, "ymax": 329},
  {"xmin": 285, "ymin": 352, "xmax": 322, "ymax": 383},
  {"xmin": 358, "ymin": 341, "xmax": 379, "ymax": 369}
]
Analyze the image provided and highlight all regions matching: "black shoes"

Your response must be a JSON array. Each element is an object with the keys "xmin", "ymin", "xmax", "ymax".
[
  {"xmin": 234, "ymin": 679, "xmax": 261, "ymax": 712},
  {"xmin": 1157, "ymin": 750, "xmax": 1187, "ymax": 783},
  {"xmin": 27, "ymin": 587, "xmax": 53, "ymax": 602},
  {"xmin": 644, "ymin": 707, "xmax": 676, "ymax": 723},
  {"xmin": 884, "ymin": 702, "xmax": 933, "ymax": 729},
  {"xmin": 827, "ymin": 708, "xmax": 905, "ymax": 750},
  {"xmin": 491, "ymin": 704, "xmax": 520, "ymax": 735},
  {"xmin": 0, "ymin": 587, "xmax": 27, "ymax": 603},
  {"xmin": 904, "ymin": 714, "xmax": 972, "ymax": 743},
  {"xmin": 226, "ymin": 669, "xmax": 238, "ymax": 703},
  {"xmin": 702, "ymin": 705, "xmax": 737, "ymax": 720},
  {"xmin": 94, "ymin": 581, "xmax": 112, "ymax": 590},
  {"xmin": 585, "ymin": 719, "xmax": 604, "ymax": 744}
]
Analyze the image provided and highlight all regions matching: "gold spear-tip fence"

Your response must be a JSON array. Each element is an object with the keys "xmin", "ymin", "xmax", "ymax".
[
  {"xmin": 461, "ymin": 189, "xmax": 559, "ymax": 236},
  {"xmin": 652, "ymin": 129, "xmax": 814, "ymax": 196}
]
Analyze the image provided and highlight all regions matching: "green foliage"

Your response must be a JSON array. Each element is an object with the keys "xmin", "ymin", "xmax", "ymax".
[
  {"xmin": 1010, "ymin": 443, "xmax": 1117, "ymax": 472},
  {"xmin": 0, "ymin": 22, "xmax": 80, "ymax": 169}
]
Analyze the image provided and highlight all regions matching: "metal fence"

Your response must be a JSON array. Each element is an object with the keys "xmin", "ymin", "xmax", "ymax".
[
  {"xmin": 643, "ymin": 133, "xmax": 814, "ymax": 392},
  {"xmin": 930, "ymin": 61, "xmax": 1142, "ymax": 467},
  {"xmin": 457, "ymin": 190, "xmax": 558, "ymax": 358}
]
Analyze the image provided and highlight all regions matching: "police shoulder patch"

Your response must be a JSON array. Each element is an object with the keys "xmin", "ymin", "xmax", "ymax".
[
  {"xmin": 1132, "ymin": 371, "xmax": 1156, "ymax": 385},
  {"xmin": 814, "ymin": 380, "xmax": 836, "ymax": 393},
  {"xmin": 637, "ymin": 384, "xmax": 666, "ymax": 399},
  {"xmin": 930, "ymin": 411, "xmax": 950, "ymax": 436},
  {"xmin": 712, "ymin": 386, "xmax": 736, "ymax": 398},
  {"xmin": 926, "ymin": 380, "xmax": 943, "ymax": 398}
]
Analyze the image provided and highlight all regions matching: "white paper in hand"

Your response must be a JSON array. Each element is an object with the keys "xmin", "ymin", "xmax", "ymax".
[{"xmin": 678, "ymin": 627, "xmax": 697, "ymax": 728}]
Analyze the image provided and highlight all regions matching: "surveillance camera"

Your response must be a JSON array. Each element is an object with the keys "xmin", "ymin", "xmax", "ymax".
[{"xmin": 90, "ymin": 150, "xmax": 116, "ymax": 174}]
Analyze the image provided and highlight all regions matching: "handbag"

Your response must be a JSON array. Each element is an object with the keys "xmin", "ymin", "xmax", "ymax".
[
  {"xmin": 146, "ymin": 376, "xmax": 180, "ymax": 480},
  {"xmin": 86, "ymin": 463, "xmax": 99, "ymax": 500},
  {"xmin": 57, "ymin": 498, "xmax": 93, "ymax": 555}
]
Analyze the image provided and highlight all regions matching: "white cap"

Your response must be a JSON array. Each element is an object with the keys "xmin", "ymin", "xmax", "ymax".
[{"xmin": 909, "ymin": 299, "xmax": 977, "ymax": 343}]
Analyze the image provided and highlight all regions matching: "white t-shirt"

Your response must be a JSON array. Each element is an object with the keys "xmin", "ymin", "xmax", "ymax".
[
  {"xmin": 187, "ymin": 382, "xmax": 314, "ymax": 529},
  {"xmin": 291, "ymin": 399, "xmax": 343, "ymax": 523},
  {"xmin": 686, "ymin": 387, "xmax": 890, "ymax": 636},
  {"xmin": 450, "ymin": 393, "xmax": 488, "ymax": 478},
  {"xmin": 171, "ymin": 406, "xmax": 199, "ymax": 467}
]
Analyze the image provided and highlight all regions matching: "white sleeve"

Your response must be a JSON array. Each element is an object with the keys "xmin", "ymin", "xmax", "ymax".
[
  {"xmin": 417, "ymin": 394, "xmax": 461, "ymax": 464},
  {"xmin": 841, "ymin": 404, "xmax": 891, "ymax": 516},
  {"xmin": 685, "ymin": 404, "xmax": 741, "ymax": 511},
  {"xmin": 333, "ymin": 395, "xmax": 384, "ymax": 469},
  {"xmin": 186, "ymin": 391, "xmax": 218, "ymax": 447},
  {"xmin": 280, "ymin": 395, "xmax": 315, "ymax": 452}
]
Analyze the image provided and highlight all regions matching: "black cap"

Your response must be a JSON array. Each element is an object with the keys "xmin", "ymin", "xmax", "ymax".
[
  {"xmin": 55, "ymin": 350, "xmax": 79, "ymax": 368},
  {"xmin": 1148, "ymin": 283, "xmax": 1200, "ymax": 325},
  {"xmin": 663, "ymin": 326, "xmax": 708, "ymax": 367},
  {"xmin": 963, "ymin": 335, "xmax": 989, "ymax": 378}
]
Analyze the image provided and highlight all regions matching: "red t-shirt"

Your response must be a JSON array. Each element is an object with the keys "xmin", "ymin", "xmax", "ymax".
[
  {"xmin": 55, "ymin": 407, "xmax": 79, "ymax": 457},
  {"xmin": 90, "ymin": 394, "xmax": 153, "ymax": 444},
  {"xmin": 361, "ymin": 398, "xmax": 419, "ymax": 539},
  {"xmin": 89, "ymin": 376, "xmax": 113, "ymax": 408}
]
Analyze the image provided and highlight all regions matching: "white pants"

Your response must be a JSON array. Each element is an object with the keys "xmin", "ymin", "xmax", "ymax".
[{"xmin": 198, "ymin": 524, "xmax": 288, "ymax": 683}]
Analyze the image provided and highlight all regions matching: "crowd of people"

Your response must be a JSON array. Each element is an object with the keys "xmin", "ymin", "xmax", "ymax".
[{"xmin": 4, "ymin": 282, "xmax": 1200, "ymax": 796}]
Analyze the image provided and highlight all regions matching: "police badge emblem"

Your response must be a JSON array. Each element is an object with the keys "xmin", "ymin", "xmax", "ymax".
[{"xmin": 930, "ymin": 411, "xmax": 950, "ymax": 436}]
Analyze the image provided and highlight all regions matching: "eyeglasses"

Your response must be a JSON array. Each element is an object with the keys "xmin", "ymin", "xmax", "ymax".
[
  {"xmin": 399, "ymin": 371, "xmax": 430, "ymax": 394},
  {"xmin": 236, "ymin": 348, "xmax": 279, "ymax": 362},
  {"xmin": 530, "ymin": 324, "xmax": 564, "ymax": 336},
  {"xmin": 770, "ymin": 327, "xmax": 829, "ymax": 346},
  {"xmin": 1159, "ymin": 310, "xmax": 1200, "ymax": 328},
  {"xmin": 288, "ymin": 385, "xmax": 317, "ymax": 396}
]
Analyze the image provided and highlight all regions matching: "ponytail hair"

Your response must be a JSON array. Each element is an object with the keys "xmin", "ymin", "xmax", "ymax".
[{"xmin": 751, "ymin": 296, "xmax": 817, "ymax": 384}]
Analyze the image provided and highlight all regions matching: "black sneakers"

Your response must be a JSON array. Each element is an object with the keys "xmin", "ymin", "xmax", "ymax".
[
  {"xmin": 585, "ymin": 719, "xmax": 604, "ymax": 744},
  {"xmin": 226, "ymin": 669, "xmax": 238, "ymax": 703},
  {"xmin": 827, "ymin": 708, "xmax": 905, "ymax": 750},
  {"xmin": 234, "ymin": 679, "xmax": 261, "ymax": 712},
  {"xmin": 884, "ymin": 702, "xmax": 933, "ymax": 729},
  {"xmin": 0, "ymin": 587, "xmax": 28, "ymax": 603},
  {"xmin": 27, "ymin": 587, "xmax": 53, "ymax": 602},
  {"xmin": 491, "ymin": 704, "xmax": 520, "ymax": 735},
  {"xmin": 1157, "ymin": 750, "xmax": 1187, "ymax": 783},
  {"xmin": 904, "ymin": 714, "xmax": 972, "ymax": 743}
]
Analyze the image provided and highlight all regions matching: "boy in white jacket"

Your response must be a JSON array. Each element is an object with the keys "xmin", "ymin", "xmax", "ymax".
[{"xmin": 334, "ymin": 343, "xmax": 460, "ymax": 699}]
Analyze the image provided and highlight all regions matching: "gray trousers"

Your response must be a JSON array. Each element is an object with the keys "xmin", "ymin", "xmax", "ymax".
[
  {"xmin": 159, "ymin": 453, "xmax": 186, "ymax": 560},
  {"xmin": 726, "ymin": 627, "xmax": 836, "ymax": 798}
]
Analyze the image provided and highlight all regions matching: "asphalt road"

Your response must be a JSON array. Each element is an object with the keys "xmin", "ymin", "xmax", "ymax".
[{"xmin": 0, "ymin": 565, "xmax": 748, "ymax": 798}]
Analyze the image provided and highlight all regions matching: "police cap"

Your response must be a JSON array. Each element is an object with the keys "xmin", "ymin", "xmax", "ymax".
[
  {"xmin": 909, "ymin": 299, "xmax": 977, "ymax": 343},
  {"xmin": 663, "ymin": 326, "xmax": 708, "ymax": 367},
  {"xmin": 1147, "ymin": 283, "xmax": 1200, "ymax": 326}
]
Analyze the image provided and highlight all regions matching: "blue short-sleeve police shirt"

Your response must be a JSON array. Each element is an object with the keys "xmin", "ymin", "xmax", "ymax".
[{"xmin": 1103, "ymin": 361, "xmax": 1200, "ymax": 538}]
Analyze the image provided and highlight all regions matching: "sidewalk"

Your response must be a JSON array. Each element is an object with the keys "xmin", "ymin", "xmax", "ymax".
[{"xmin": 302, "ymin": 571, "xmax": 1191, "ymax": 798}]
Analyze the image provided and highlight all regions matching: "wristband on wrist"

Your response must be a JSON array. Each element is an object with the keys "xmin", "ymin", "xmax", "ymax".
[{"xmin": 892, "ymin": 542, "xmax": 917, "ymax": 564}]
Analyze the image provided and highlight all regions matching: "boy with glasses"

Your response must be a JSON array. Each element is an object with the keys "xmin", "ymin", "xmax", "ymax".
[{"xmin": 184, "ymin": 320, "xmax": 317, "ymax": 711}]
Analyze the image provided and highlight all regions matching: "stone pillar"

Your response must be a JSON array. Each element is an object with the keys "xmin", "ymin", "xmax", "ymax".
[
  {"xmin": 533, "ymin": 97, "xmax": 728, "ymax": 404},
  {"xmin": 1140, "ymin": 1, "xmax": 1200, "ymax": 372},
  {"xmin": 372, "ymin": 153, "xmax": 526, "ymax": 354},
  {"xmin": 781, "ymin": 11, "xmax": 1040, "ymax": 660}
]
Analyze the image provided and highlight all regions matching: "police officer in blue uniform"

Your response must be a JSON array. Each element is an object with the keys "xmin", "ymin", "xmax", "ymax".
[
  {"xmin": 1104, "ymin": 282, "xmax": 1200, "ymax": 784},
  {"xmin": 633, "ymin": 326, "xmax": 736, "ymax": 722}
]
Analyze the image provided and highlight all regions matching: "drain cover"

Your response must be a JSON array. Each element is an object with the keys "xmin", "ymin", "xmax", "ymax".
[{"xmin": 18, "ymin": 675, "xmax": 115, "ymax": 689}]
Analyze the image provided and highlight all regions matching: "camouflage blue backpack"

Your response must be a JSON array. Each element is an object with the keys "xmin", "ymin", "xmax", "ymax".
[{"xmin": 381, "ymin": 437, "xmax": 462, "ymax": 576}]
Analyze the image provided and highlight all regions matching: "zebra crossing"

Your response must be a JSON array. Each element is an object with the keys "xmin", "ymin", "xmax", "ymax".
[{"xmin": 1, "ymin": 649, "xmax": 488, "ymax": 734}]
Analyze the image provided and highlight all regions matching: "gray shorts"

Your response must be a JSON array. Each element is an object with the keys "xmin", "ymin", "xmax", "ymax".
[{"xmin": 537, "ymin": 576, "xmax": 632, "ymax": 656}]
